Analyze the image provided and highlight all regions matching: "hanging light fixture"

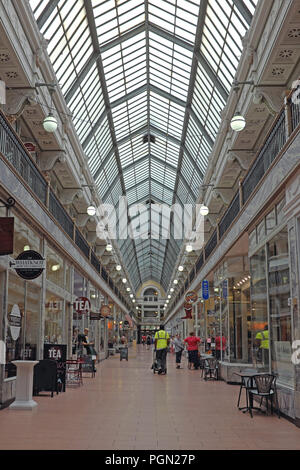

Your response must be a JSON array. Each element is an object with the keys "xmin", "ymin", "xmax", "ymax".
[
  {"xmin": 87, "ymin": 205, "xmax": 96, "ymax": 216},
  {"xmin": 122, "ymin": 278, "xmax": 127, "ymax": 284},
  {"xmin": 230, "ymin": 112, "xmax": 246, "ymax": 131},
  {"xmin": 126, "ymin": 287, "xmax": 131, "ymax": 292},
  {"xmin": 186, "ymin": 244, "xmax": 193, "ymax": 252},
  {"xmin": 116, "ymin": 265, "xmax": 121, "ymax": 271},
  {"xmin": 178, "ymin": 265, "xmax": 184, "ymax": 272},
  {"xmin": 173, "ymin": 279, "xmax": 178, "ymax": 285},
  {"xmin": 43, "ymin": 113, "xmax": 57, "ymax": 133},
  {"xmin": 199, "ymin": 205, "xmax": 209, "ymax": 216},
  {"xmin": 106, "ymin": 244, "xmax": 112, "ymax": 251}
]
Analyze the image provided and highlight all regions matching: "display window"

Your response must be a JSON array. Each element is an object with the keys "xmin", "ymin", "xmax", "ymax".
[
  {"xmin": 12, "ymin": 213, "xmax": 42, "ymax": 258},
  {"xmin": 250, "ymin": 246, "xmax": 269, "ymax": 370},
  {"xmin": 6, "ymin": 273, "xmax": 41, "ymax": 378},
  {"xmin": 44, "ymin": 292, "xmax": 64, "ymax": 344},
  {"xmin": 46, "ymin": 245, "xmax": 64, "ymax": 288},
  {"xmin": 268, "ymin": 228, "xmax": 293, "ymax": 387}
]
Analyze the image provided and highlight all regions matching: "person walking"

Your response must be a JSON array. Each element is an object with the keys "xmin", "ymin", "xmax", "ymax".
[
  {"xmin": 173, "ymin": 333, "xmax": 184, "ymax": 369},
  {"xmin": 154, "ymin": 325, "xmax": 170, "ymax": 374},
  {"xmin": 184, "ymin": 332, "xmax": 201, "ymax": 370},
  {"xmin": 146, "ymin": 334, "xmax": 151, "ymax": 350}
]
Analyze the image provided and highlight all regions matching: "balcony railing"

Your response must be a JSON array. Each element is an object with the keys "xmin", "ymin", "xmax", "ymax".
[
  {"xmin": 169, "ymin": 85, "xmax": 300, "ymax": 315},
  {"xmin": 0, "ymin": 109, "xmax": 126, "ymax": 308},
  {"xmin": 0, "ymin": 113, "xmax": 48, "ymax": 204}
]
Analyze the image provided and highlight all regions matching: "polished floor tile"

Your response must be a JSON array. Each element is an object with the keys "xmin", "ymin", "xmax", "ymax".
[{"xmin": 0, "ymin": 345, "xmax": 300, "ymax": 450}]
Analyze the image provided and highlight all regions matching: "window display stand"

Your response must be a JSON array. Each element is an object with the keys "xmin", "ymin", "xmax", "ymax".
[{"xmin": 9, "ymin": 360, "xmax": 38, "ymax": 410}]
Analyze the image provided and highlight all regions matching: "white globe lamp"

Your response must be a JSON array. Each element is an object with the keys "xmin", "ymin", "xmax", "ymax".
[
  {"xmin": 43, "ymin": 113, "xmax": 57, "ymax": 133},
  {"xmin": 230, "ymin": 113, "xmax": 246, "ymax": 132}
]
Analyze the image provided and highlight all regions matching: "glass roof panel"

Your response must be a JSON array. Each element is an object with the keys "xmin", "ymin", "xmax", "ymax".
[{"xmin": 30, "ymin": 0, "xmax": 258, "ymax": 292}]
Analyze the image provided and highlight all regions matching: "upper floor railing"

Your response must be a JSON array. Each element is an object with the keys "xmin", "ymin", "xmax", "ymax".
[
  {"xmin": 0, "ymin": 110, "xmax": 129, "ymax": 311},
  {"xmin": 170, "ymin": 84, "xmax": 300, "ymax": 313}
]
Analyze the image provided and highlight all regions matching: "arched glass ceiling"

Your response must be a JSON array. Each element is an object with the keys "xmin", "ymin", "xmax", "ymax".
[{"xmin": 30, "ymin": 0, "xmax": 258, "ymax": 292}]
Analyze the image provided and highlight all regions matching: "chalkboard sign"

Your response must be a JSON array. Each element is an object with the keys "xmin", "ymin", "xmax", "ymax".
[
  {"xmin": 44, "ymin": 344, "xmax": 67, "ymax": 392},
  {"xmin": 80, "ymin": 355, "xmax": 95, "ymax": 377}
]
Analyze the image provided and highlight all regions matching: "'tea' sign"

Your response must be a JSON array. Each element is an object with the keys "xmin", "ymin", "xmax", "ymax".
[{"xmin": 73, "ymin": 297, "xmax": 91, "ymax": 316}]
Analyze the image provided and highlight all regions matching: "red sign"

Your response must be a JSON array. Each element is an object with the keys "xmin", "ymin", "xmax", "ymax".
[
  {"xmin": 185, "ymin": 290, "xmax": 198, "ymax": 303},
  {"xmin": 24, "ymin": 142, "xmax": 36, "ymax": 152},
  {"xmin": 0, "ymin": 217, "xmax": 14, "ymax": 255},
  {"xmin": 73, "ymin": 297, "xmax": 90, "ymax": 316}
]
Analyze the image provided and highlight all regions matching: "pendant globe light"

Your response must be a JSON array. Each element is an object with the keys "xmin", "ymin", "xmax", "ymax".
[
  {"xmin": 200, "ymin": 205, "xmax": 209, "ymax": 216},
  {"xmin": 230, "ymin": 112, "xmax": 246, "ymax": 132},
  {"xmin": 43, "ymin": 113, "xmax": 58, "ymax": 133}
]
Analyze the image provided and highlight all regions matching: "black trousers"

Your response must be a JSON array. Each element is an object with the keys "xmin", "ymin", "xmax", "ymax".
[
  {"xmin": 156, "ymin": 348, "xmax": 167, "ymax": 370},
  {"xmin": 188, "ymin": 350, "xmax": 199, "ymax": 368},
  {"xmin": 176, "ymin": 350, "xmax": 183, "ymax": 364}
]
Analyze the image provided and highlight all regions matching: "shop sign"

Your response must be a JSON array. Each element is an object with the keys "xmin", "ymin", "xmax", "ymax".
[
  {"xmin": 10, "ymin": 250, "xmax": 45, "ymax": 280},
  {"xmin": 222, "ymin": 280, "xmax": 228, "ymax": 299},
  {"xmin": 185, "ymin": 290, "xmax": 198, "ymax": 303},
  {"xmin": 44, "ymin": 344, "xmax": 67, "ymax": 392},
  {"xmin": 202, "ymin": 280, "xmax": 209, "ymax": 300},
  {"xmin": 46, "ymin": 300, "xmax": 63, "ymax": 310},
  {"xmin": 0, "ymin": 217, "xmax": 14, "ymax": 255},
  {"xmin": 8, "ymin": 304, "xmax": 21, "ymax": 340},
  {"xmin": 100, "ymin": 305, "xmax": 111, "ymax": 317},
  {"xmin": 24, "ymin": 142, "xmax": 36, "ymax": 153},
  {"xmin": 90, "ymin": 311, "xmax": 101, "ymax": 321},
  {"xmin": 73, "ymin": 297, "xmax": 91, "ymax": 316}
]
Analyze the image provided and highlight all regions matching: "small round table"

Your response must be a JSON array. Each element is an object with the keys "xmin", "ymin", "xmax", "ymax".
[{"xmin": 9, "ymin": 360, "xmax": 38, "ymax": 410}]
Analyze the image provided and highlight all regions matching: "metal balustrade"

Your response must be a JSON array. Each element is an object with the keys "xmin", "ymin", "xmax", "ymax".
[
  {"xmin": 219, "ymin": 190, "xmax": 240, "ymax": 240},
  {"xmin": 91, "ymin": 250, "xmax": 101, "ymax": 273},
  {"xmin": 242, "ymin": 110, "xmax": 286, "ymax": 204},
  {"xmin": 49, "ymin": 190, "xmax": 74, "ymax": 239},
  {"xmin": 75, "ymin": 227, "xmax": 90, "ymax": 259},
  {"xmin": 0, "ymin": 113, "xmax": 47, "ymax": 204},
  {"xmin": 290, "ymin": 85, "xmax": 300, "ymax": 132},
  {"xmin": 168, "ymin": 87, "xmax": 300, "ymax": 315},
  {"xmin": 0, "ymin": 110, "xmax": 123, "ymax": 305},
  {"xmin": 204, "ymin": 229, "xmax": 217, "ymax": 260},
  {"xmin": 196, "ymin": 252, "xmax": 204, "ymax": 273}
]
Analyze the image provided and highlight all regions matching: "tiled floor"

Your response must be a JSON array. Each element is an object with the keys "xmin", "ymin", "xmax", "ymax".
[{"xmin": 1, "ymin": 345, "xmax": 300, "ymax": 450}]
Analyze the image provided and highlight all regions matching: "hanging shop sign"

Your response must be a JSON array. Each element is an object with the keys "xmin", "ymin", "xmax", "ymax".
[
  {"xmin": 8, "ymin": 304, "xmax": 22, "ymax": 341},
  {"xmin": 185, "ymin": 290, "xmax": 198, "ymax": 303},
  {"xmin": 24, "ymin": 142, "xmax": 36, "ymax": 153},
  {"xmin": 222, "ymin": 279, "xmax": 228, "ymax": 299},
  {"xmin": 73, "ymin": 297, "xmax": 91, "ymax": 318},
  {"xmin": 0, "ymin": 217, "xmax": 14, "ymax": 256},
  {"xmin": 100, "ymin": 305, "xmax": 111, "ymax": 317},
  {"xmin": 44, "ymin": 344, "xmax": 67, "ymax": 392},
  {"xmin": 90, "ymin": 311, "xmax": 101, "ymax": 321},
  {"xmin": 202, "ymin": 280, "xmax": 210, "ymax": 300},
  {"xmin": 10, "ymin": 250, "xmax": 45, "ymax": 280}
]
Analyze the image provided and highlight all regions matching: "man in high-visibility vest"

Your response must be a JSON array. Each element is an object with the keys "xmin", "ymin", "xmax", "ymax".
[
  {"xmin": 255, "ymin": 324, "xmax": 269, "ymax": 366},
  {"xmin": 154, "ymin": 325, "xmax": 170, "ymax": 374}
]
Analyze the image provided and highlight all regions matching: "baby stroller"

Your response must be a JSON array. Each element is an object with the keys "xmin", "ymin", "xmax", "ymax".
[{"xmin": 151, "ymin": 348, "xmax": 167, "ymax": 374}]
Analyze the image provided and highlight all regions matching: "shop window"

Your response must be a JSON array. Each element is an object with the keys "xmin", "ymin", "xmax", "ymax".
[
  {"xmin": 266, "ymin": 208, "xmax": 276, "ymax": 235},
  {"xmin": 276, "ymin": 198, "xmax": 286, "ymax": 225},
  {"xmin": 257, "ymin": 219, "xmax": 266, "ymax": 244},
  {"xmin": 12, "ymin": 214, "xmax": 42, "ymax": 257},
  {"xmin": 65, "ymin": 263, "xmax": 71, "ymax": 292},
  {"xmin": 250, "ymin": 246, "xmax": 269, "ymax": 371},
  {"xmin": 44, "ymin": 293, "xmax": 64, "ymax": 344},
  {"xmin": 268, "ymin": 227, "xmax": 293, "ymax": 387},
  {"xmin": 46, "ymin": 245, "xmax": 64, "ymax": 287},
  {"xmin": 6, "ymin": 274, "xmax": 41, "ymax": 378},
  {"xmin": 249, "ymin": 228, "xmax": 257, "ymax": 252}
]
